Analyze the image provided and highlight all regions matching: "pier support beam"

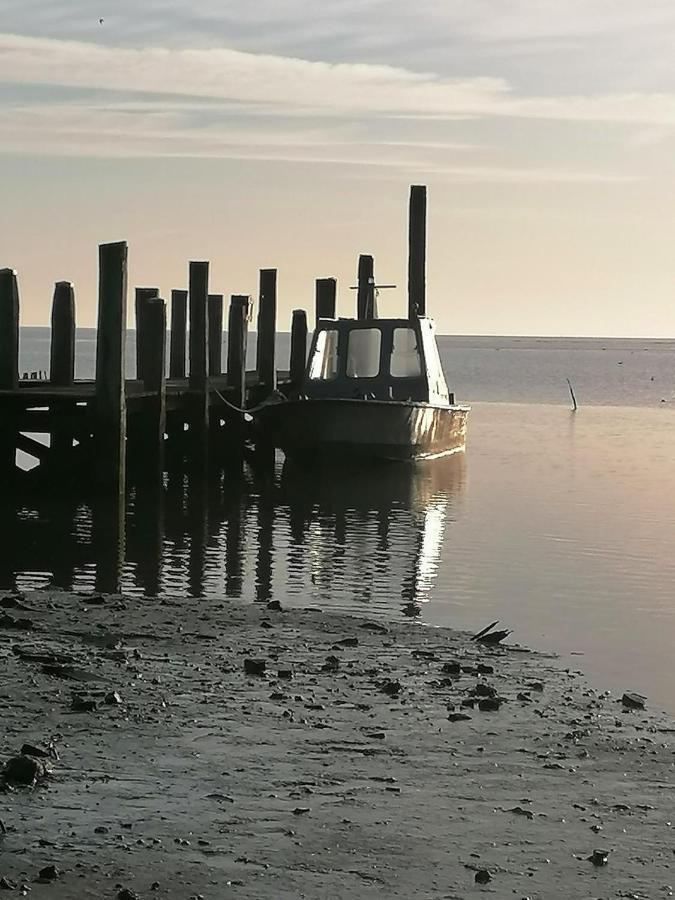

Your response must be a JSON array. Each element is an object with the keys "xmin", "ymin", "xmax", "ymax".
[
  {"xmin": 169, "ymin": 289, "xmax": 188, "ymax": 379},
  {"xmin": 0, "ymin": 268, "xmax": 19, "ymax": 392},
  {"xmin": 138, "ymin": 296, "xmax": 167, "ymax": 480},
  {"xmin": 135, "ymin": 287, "xmax": 160, "ymax": 383},
  {"xmin": 94, "ymin": 241, "xmax": 128, "ymax": 501},
  {"xmin": 188, "ymin": 261, "xmax": 210, "ymax": 447},
  {"xmin": 227, "ymin": 295, "xmax": 250, "ymax": 412},
  {"xmin": 289, "ymin": 309, "xmax": 308, "ymax": 387},
  {"xmin": 315, "ymin": 277, "xmax": 337, "ymax": 324},
  {"xmin": 50, "ymin": 281, "xmax": 76, "ymax": 459},
  {"xmin": 256, "ymin": 268, "xmax": 277, "ymax": 391},
  {"xmin": 408, "ymin": 184, "xmax": 427, "ymax": 318},
  {"xmin": 208, "ymin": 293, "xmax": 223, "ymax": 377},
  {"xmin": 357, "ymin": 254, "xmax": 376, "ymax": 319}
]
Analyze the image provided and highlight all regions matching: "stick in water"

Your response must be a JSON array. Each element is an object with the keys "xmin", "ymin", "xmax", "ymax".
[{"xmin": 566, "ymin": 377, "xmax": 578, "ymax": 412}]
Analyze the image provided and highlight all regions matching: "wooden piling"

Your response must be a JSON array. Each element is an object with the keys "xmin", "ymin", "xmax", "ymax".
[
  {"xmin": 315, "ymin": 277, "xmax": 337, "ymax": 324},
  {"xmin": 357, "ymin": 254, "xmax": 375, "ymax": 319},
  {"xmin": 408, "ymin": 184, "xmax": 427, "ymax": 318},
  {"xmin": 169, "ymin": 289, "xmax": 188, "ymax": 378},
  {"xmin": 94, "ymin": 242, "xmax": 128, "ymax": 497},
  {"xmin": 227, "ymin": 295, "xmax": 249, "ymax": 411},
  {"xmin": 208, "ymin": 293, "xmax": 223, "ymax": 377},
  {"xmin": 256, "ymin": 268, "xmax": 277, "ymax": 390},
  {"xmin": 135, "ymin": 287, "xmax": 159, "ymax": 383},
  {"xmin": 188, "ymin": 261, "xmax": 210, "ymax": 440},
  {"xmin": 144, "ymin": 296, "xmax": 167, "ymax": 455},
  {"xmin": 50, "ymin": 282, "xmax": 75, "ymax": 386},
  {"xmin": 289, "ymin": 309, "xmax": 308, "ymax": 386},
  {"xmin": 0, "ymin": 268, "xmax": 19, "ymax": 391}
]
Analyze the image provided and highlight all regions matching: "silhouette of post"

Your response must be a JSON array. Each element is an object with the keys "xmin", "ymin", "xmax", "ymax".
[
  {"xmin": 408, "ymin": 184, "xmax": 426, "ymax": 318},
  {"xmin": 315, "ymin": 277, "xmax": 336, "ymax": 324},
  {"xmin": 357, "ymin": 254, "xmax": 375, "ymax": 319},
  {"xmin": 289, "ymin": 309, "xmax": 307, "ymax": 386},
  {"xmin": 208, "ymin": 293, "xmax": 223, "ymax": 377},
  {"xmin": 135, "ymin": 286, "xmax": 159, "ymax": 383},
  {"xmin": 256, "ymin": 268, "xmax": 277, "ymax": 391}
]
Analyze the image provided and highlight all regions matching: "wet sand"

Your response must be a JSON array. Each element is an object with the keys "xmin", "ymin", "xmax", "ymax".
[{"xmin": 1, "ymin": 590, "xmax": 674, "ymax": 899}]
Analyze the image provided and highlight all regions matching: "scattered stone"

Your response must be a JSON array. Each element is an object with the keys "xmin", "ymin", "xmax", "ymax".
[
  {"xmin": 448, "ymin": 713, "xmax": 472, "ymax": 722},
  {"xmin": 475, "ymin": 869, "xmax": 492, "ymax": 884},
  {"xmin": 94, "ymin": 826, "xmax": 109, "ymax": 834},
  {"xmin": 476, "ymin": 664, "xmax": 494, "ymax": 674},
  {"xmin": 244, "ymin": 659, "xmax": 266, "ymax": 676},
  {"xmin": 360, "ymin": 622, "xmax": 388, "ymax": 634},
  {"xmin": 471, "ymin": 683, "xmax": 497, "ymax": 698},
  {"xmin": 322, "ymin": 655, "xmax": 340, "ymax": 673},
  {"xmin": 0, "ymin": 613, "xmax": 33, "ymax": 631},
  {"xmin": 266, "ymin": 600, "xmax": 283, "ymax": 611},
  {"xmin": 104, "ymin": 691, "xmax": 123, "ymax": 705},
  {"xmin": 0, "ymin": 596, "xmax": 29, "ymax": 610},
  {"xmin": 37, "ymin": 865, "xmax": 60, "ymax": 881},
  {"xmin": 478, "ymin": 698, "xmax": 502, "ymax": 712},
  {"xmin": 588, "ymin": 849, "xmax": 610, "ymax": 867},
  {"xmin": 2, "ymin": 754, "xmax": 49, "ymax": 786},
  {"xmin": 19, "ymin": 743, "xmax": 53, "ymax": 760},
  {"xmin": 0, "ymin": 876, "xmax": 17, "ymax": 890},
  {"xmin": 277, "ymin": 670, "xmax": 293, "ymax": 679},
  {"xmin": 71, "ymin": 697, "xmax": 98, "ymax": 712},
  {"xmin": 441, "ymin": 662, "xmax": 461, "ymax": 675},
  {"xmin": 117, "ymin": 889, "xmax": 140, "ymax": 900},
  {"xmin": 621, "ymin": 692, "xmax": 646, "ymax": 710},
  {"xmin": 380, "ymin": 680, "xmax": 402, "ymax": 697},
  {"xmin": 334, "ymin": 637, "xmax": 359, "ymax": 647},
  {"xmin": 508, "ymin": 806, "xmax": 534, "ymax": 820},
  {"xmin": 292, "ymin": 807, "xmax": 310, "ymax": 816}
]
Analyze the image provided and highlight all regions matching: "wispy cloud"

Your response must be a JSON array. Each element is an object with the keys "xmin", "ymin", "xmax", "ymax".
[{"xmin": 2, "ymin": 33, "xmax": 675, "ymax": 128}]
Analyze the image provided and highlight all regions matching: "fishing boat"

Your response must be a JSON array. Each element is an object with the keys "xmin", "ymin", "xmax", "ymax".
[{"xmin": 256, "ymin": 186, "xmax": 469, "ymax": 461}]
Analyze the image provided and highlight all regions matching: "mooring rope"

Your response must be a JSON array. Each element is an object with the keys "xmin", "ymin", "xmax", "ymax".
[{"xmin": 213, "ymin": 388, "xmax": 284, "ymax": 417}]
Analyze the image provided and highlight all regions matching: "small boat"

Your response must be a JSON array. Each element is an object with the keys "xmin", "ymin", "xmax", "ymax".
[{"xmin": 256, "ymin": 186, "xmax": 469, "ymax": 462}]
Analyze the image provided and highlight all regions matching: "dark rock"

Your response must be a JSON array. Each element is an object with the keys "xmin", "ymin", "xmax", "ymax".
[
  {"xmin": 292, "ymin": 807, "xmax": 310, "ymax": 815},
  {"xmin": 2, "ymin": 754, "xmax": 49, "ymax": 785},
  {"xmin": 20, "ymin": 743, "xmax": 52, "ymax": 760},
  {"xmin": 322, "ymin": 655, "xmax": 340, "ymax": 673},
  {"xmin": 517, "ymin": 692, "xmax": 532, "ymax": 703},
  {"xmin": 380, "ymin": 680, "xmax": 402, "ymax": 697},
  {"xmin": 528, "ymin": 682, "xmax": 544, "ymax": 692},
  {"xmin": 244, "ymin": 659, "xmax": 266, "ymax": 676},
  {"xmin": 441, "ymin": 662, "xmax": 461, "ymax": 675},
  {"xmin": 260, "ymin": 620, "xmax": 273, "ymax": 630},
  {"xmin": 461, "ymin": 698, "xmax": 475, "ymax": 708},
  {"xmin": 71, "ymin": 697, "xmax": 97, "ymax": 712},
  {"xmin": 476, "ymin": 664, "xmax": 494, "ymax": 674},
  {"xmin": 0, "ymin": 613, "xmax": 33, "ymax": 631},
  {"xmin": 448, "ymin": 713, "xmax": 472, "ymax": 722},
  {"xmin": 0, "ymin": 876, "xmax": 17, "ymax": 890},
  {"xmin": 277, "ymin": 670, "xmax": 293, "ymax": 679},
  {"xmin": 335, "ymin": 637, "xmax": 359, "ymax": 647},
  {"xmin": 117, "ymin": 889, "xmax": 140, "ymax": 900},
  {"xmin": 94, "ymin": 826, "xmax": 109, "ymax": 834},
  {"xmin": 0, "ymin": 596, "xmax": 29, "ymax": 610},
  {"xmin": 266, "ymin": 600, "xmax": 283, "ymax": 611},
  {"xmin": 38, "ymin": 865, "xmax": 60, "ymax": 881},
  {"xmin": 588, "ymin": 849, "xmax": 610, "ymax": 867},
  {"xmin": 360, "ymin": 622, "xmax": 388, "ymax": 634},
  {"xmin": 471, "ymin": 683, "xmax": 497, "ymax": 698},
  {"xmin": 411, "ymin": 649, "xmax": 437, "ymax": 660},
  {"xmin": 621, "ymin": 692, "xmax": 646, "ymax": 710},
  {"xmin": 104, "ymin": 691, "xmax": 123, "ymax": 705},
  {"xmin": 475, "ymin": 869, "xmax": 492, "ymax": 884},
  {"xmin": 478, "ymin": 698, "xmax": 502, "ymax": 712}
]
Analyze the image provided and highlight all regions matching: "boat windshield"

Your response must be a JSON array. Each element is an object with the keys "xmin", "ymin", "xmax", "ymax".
[
  {"xmin": 390, "ymin": 327, "xmax": 421, "ymax": 377},
  {"xmin": 346, "ymin": 328, "xmax": 381, "ymax": 378},
  {"xmin": 308, "ymin": 329, "xmax": 339, "ymax": 380}
]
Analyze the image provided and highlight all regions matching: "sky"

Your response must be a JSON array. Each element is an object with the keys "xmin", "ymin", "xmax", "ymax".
[{"xmin": 2, "ymin": 1, "xmax": 675, "ymax": 335}]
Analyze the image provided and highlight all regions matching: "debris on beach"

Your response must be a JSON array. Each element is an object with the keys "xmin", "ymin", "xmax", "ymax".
[
  {"xmin": 472, "ymin": 620, "xmax": 512, "ymax": 645},
  {"xmin": 244, "ymin": 658, "xmax": 266, "ymax": 676},
  {"xmin": 588, "ymin": 849, "xmax": 610, "ymax": 867},
  {"xmin": 621, "ymin": 691, "xmax": 646, "ymax": 710},
  {"xmin": 2, "ymin": 753, "xmax": 50, "ymax": 786}
]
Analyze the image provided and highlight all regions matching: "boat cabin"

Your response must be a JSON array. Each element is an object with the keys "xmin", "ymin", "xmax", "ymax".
[{"xmin": 301, "ymin": 317, "xmax": 453, "ymax": 405}]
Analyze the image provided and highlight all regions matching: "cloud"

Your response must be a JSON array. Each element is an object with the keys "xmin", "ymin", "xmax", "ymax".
[{"xmin": 2, "ymin": 32, "xmax": 675, "ymax": 128}]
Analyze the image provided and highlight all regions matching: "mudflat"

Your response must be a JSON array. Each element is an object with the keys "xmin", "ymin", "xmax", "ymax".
[{"xmin": 1, "ymin": 591, "xmax": 673, "ymax": 899}]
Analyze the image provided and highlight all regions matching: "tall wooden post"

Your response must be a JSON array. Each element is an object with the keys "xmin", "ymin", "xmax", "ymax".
[
  {"xmin": 143, "ymin": 296, "xmax": 167, "ymax": 466},
  {"xmin": 315, "ymin": 277, "xmax": 337, "ymax": 324},
  {"xmin": 0, "ymin": 268, "xmax": 19, "ymax": 479},
  {"xmin": 256, "ymin": 268, "xmax": 277, "ymax": 390},
  {"xmin": 188, "ymin": 261, "xmax": 209, "ymax": 443},
  {"xmin": 50, "ymin": 281, "xmax": 76, "ymax": 459},
  {"xmin": 208, "ymin": 293, "xmax": 223, "ymax": 377},
  {"xmin": 227, "ymin": 295, "xmax": 249, "ymax": 411},
  {"xmin": 50, "ymin": 281, "xmax": 75, "ymax": 386},
  {"xmin": 408, "ymin": 184, "xmax": 427, "ymax": 318},
  {"xmin": 289, "ymin": 309, "xmax": 308, "ymax": 386},
  {"xmin": 0, "ymin": 268, "xmax": 19, "ymax": 391},
  {"xmin": 169, "ymin": 289, "xmax": 188, "ymax": 378},
  {"xmin": 135, "ymin": 286, "xmax": 159, "ymax": 383},
  {"xmin": 357, "ymin": 254, "xmax": 376, "ymax": 319},
  {"xmin": 94, "ymin": 241, "xmax": 128, "ymax": 500}
]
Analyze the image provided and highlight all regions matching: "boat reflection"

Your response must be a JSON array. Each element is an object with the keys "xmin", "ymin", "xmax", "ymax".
[{"xmin": 0, "ymin": 453, "xmax": 467, "ymax": 617}]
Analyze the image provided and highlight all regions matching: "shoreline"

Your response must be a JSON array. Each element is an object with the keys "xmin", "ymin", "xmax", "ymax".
[{"xmin": 2, "ymin": 590, "xmax": 674, "ymax": 899}]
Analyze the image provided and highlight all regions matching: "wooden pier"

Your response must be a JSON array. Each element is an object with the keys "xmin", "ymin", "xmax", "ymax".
[{"xmin": 0, "ymin": 246, "xmax": 314, "ymax": 499}]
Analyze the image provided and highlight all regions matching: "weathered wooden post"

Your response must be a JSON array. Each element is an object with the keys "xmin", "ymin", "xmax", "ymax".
[
  {"xmin": 256, "ymin": 268, "xmax": 277, "ymax": 391},
  {"xmin": 188, "ymin": 261, "xmax": 210, "ymax": 445},
  {"xmin": 169, "ymin": 289, "xmax": 188, "ymax": 378},
  {"xmin": 94, "ymin": 241, "xmax": 128, "ymax": 499},
  {"xmin": 357, "ymin": 254, "xmax": 376, "ymax": 319},
  {"xmin": 315, "ymin": 277, "xmax": 337, "ymax": 323},
  {"xmin": 135, "ymin": 286, "xmax": 159, "ymax": 383},
  {"xmin": 50, "ymin": 281, "xmax": 76, "ymax": 459},
  {"xmin": 408, "ymin": 184, "xmax": 427, "ymax": 318},
  {"xmin": 227, "ymin": 295, "xmax": 249, "ymax": 411},
  {"xmin": 50, "ymin": 281, "xmax": 75, "ymax": 386},
  {"xmin": 208, "ymin": 293, "xmax": 223, "ymax": 377},
  {"xmin": 0, "ymin": 268, "xmax": 19, "ymax": 391},
  {"xmin": 0, "ymin": 268, "xmax": 19, "ymax": 479},
  {"xmin": 143, "ymin": 296, "xmax": 167, "ymax": 465},
  {"xmin": 289, "ymin": 309, "xmax": 308, "ymax": 387}
]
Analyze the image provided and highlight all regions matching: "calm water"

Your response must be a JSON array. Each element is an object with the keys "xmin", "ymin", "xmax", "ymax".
[{"xmin": 5, "ymin": 330, "xmax": 675, "ymax": 713}]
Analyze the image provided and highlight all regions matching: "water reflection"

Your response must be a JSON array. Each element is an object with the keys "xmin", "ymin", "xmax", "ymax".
[{"xmin": 0, "ymin": 453, "xmax": 466, "ymax": 615}]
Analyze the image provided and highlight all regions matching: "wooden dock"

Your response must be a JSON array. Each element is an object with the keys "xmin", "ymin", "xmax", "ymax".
[{"xmin": 0, "ymin": 245, "xmax": 314, "ymax": 499}]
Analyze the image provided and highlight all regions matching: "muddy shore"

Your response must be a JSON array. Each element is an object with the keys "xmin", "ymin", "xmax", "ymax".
[{"xmin": 1, "ymin": 590, "xmax": 674, "ymax": 899}]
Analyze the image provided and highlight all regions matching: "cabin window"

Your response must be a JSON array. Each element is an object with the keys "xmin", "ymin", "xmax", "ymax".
[
  {"xmin": 346, "ymin": 329, "xmax": 381, "ymax": 378},
  {"xmin": 390, "ymin": 328, "xmax": 422, "ymax": 377},
  {"xmin": 308, "ymin": 329, "xmax": 339, "ymax": 380}
]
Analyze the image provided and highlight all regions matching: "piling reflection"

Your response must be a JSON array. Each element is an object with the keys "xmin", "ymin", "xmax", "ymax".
[{"xmin": 0, "ymin": 453, "xmax": 466, "ymax": 616}]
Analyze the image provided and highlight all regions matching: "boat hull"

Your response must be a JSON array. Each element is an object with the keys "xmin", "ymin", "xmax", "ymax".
[{"xmin": 256, "ymin": 398, "xmax": 469, "ymax": 462}]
